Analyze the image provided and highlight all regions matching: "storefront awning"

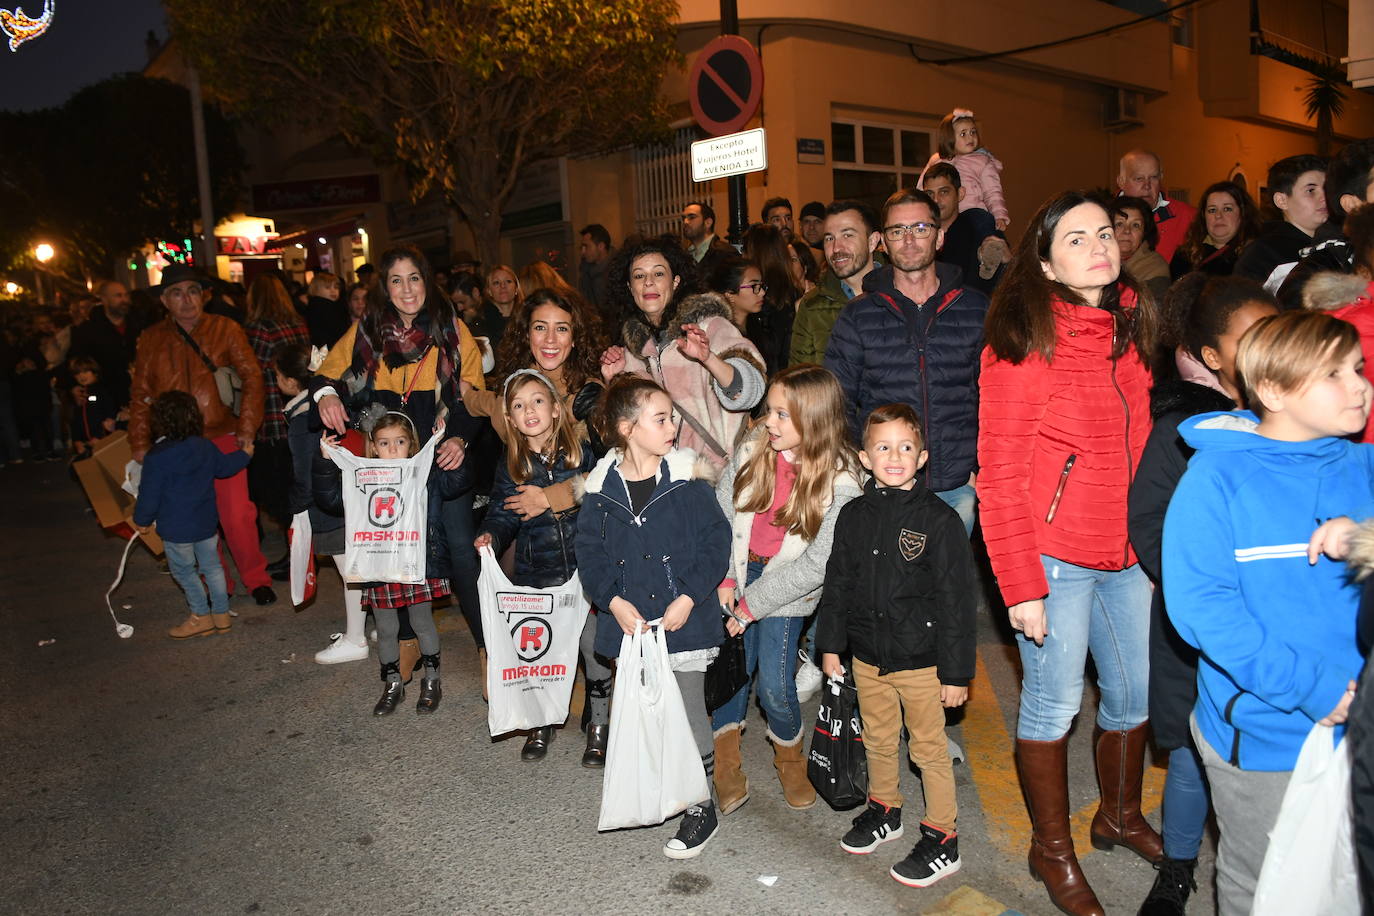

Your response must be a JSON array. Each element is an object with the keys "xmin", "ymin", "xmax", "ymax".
[{"xmin": 265, "ymin": 216, "xmax": 361, "ymax": 250}]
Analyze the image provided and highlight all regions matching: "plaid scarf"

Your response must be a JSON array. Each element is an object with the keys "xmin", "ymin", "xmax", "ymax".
[{"xmin": 350, "ymin": 308, "xmax": 462, "ymax": 410}]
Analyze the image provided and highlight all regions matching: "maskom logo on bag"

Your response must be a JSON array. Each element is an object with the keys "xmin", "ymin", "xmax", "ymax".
[
  {"xmin": 503, "ymin": 663, "xmax": 568, "ymax": 680},
  {"xmin": 368, "ymin": 487, "xmax": 403, "ymax": 528},
  {"xmin": 496, "ymin": 591, "xmax": 558, "ymax": 664}
]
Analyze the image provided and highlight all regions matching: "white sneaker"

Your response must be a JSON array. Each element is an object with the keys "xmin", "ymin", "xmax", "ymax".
[
  {"xmin": 796, "ymin": 650, "xmax": 823, "ymax": 702},
  {"xmin": 315, "ymin": 634, "xmax": 369, "ymax": 665}
]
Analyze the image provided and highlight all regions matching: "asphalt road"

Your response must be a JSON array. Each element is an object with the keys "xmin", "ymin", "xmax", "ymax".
[{"xmin": 1, "ymin": 461, "xmax": 1217, "ymax": 915}]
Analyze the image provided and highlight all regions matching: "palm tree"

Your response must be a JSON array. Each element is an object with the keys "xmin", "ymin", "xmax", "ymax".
[{"xmin": 1304, "ymin": 68, "xmax": 1347, "ymax": 158}]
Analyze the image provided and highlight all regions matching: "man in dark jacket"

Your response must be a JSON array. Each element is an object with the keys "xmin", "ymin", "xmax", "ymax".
[
  {"xmin": 1235, "ymin": 154, "xmax": 1332, "ymax": 293},
  {"xmin": 922, "ymin": 162, "xmax": 1007, "ymax": 296},
  {"xmin": 682, "ymin": 202, "xmax": 735, "ymax": 279},
  {"xmin": 68, "ymin": 280, "xmax": 145, "ymax": 405},
  {"xmin": 824, "ymin": 188, "xmax": 989, "ymax": 534},
  {"xmin": 1277, "ymin": 138, "xmax": 1374, "ymax": 309}
]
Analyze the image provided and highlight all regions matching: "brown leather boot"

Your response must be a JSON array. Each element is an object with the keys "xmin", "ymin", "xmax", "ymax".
[
  {"xmin": 713, "ymin": 728, "xmax": 750, "ymax": 815},
  {"xmin": 1090, "ymin": 723, "xmax": 1164, "ymax": 862},
  {"xmin": 772, "ymin": 738, "xmax": 817, "ymax": 810},
  {"xmin": 1018, "ymin": 737, "xmax": 1105, "ymax": 916},
  {"xmin": 210, "ymin": 612, "xmax": 232, "ymax": 633},
  {"xmin": 397, "ymin": 638, "xmax": 420, "ymax": 686},
  {"xmin": 168, "ymin": 613, "xmax": 218, "ymax": 639}
]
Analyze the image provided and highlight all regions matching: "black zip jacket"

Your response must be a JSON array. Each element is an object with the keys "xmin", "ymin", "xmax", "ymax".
[
  {"xmin": 1126, "ymin": 378, "xmax": 1235, "ymax": 749},
  {"xmin": 814, "ymin": 478, "xmax": 977, "ymax": 683}
]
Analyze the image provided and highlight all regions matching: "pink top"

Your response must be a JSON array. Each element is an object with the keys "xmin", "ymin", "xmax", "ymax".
[
  {"xmin": 721, "ymin": 451, "xmax": 797, "ymax": 613},
  {"xmin": 921, "ymin": 149, "xmax": 1009, "ymax": 226}
]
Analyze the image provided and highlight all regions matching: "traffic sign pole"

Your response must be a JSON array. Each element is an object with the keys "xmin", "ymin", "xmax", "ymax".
[{"xmin": 720, "ymin": 0, "xmax": 747, "ymax": 249}]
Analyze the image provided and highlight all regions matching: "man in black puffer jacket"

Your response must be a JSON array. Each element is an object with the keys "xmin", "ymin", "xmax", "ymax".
[{"xmin": 824, "ymin": 188, "xmax": 989, "ymax": 535}]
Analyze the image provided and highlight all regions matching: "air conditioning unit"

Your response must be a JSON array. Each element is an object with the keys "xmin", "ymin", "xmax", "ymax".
[{"xmin": 1104, "ymin": 89, "xmax": 1146, "ymax": 132}]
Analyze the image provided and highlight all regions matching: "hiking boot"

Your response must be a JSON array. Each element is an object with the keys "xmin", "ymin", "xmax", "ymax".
[
  {"xmin": 890, "ymin": 822, "xmax": 962, "ymax": 888},
  {"xmin": 663, "ymin": 801, "xmax": 718, "ymax": 859},
  {"xmin": 168, "ymin": 613, "xmax": 217, "ymax": 639},
  {"xmin": 1137, "ymin": 857, "xmax": 1197, "ymax": 916},
  {"xmin": 841, "ymin": 799, "xmax": 904, "ymax": 854},
  {"xmin": 210, "ymin": 612, "xmax": 232, "ymax": 633}
]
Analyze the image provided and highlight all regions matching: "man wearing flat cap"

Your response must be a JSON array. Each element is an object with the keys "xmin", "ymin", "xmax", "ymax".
[{"xmin": 128, "ymin": 263, "xmax": 277, "ymax": 605}]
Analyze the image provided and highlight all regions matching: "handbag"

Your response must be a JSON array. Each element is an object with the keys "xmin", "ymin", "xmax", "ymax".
[
  {"xmin": 807, "ymin": 673, "xmax": 869, "ymax": 809},
  {"xmin": 704, "ymin": 626, "xmax": 748, "ymax": 711},
  {"xmin": 173, "ymin": 322, "xmax": 243, "ymax": 415},
  {"xmin": 1252, "ymin": 723, "xmax": 1360, "ymax": 915},
  {"xmin": 597, "ymin": 624, "xmax": 711, "ymax": 830},
  {"xmin": 476, "ymin": 545, "xmax": 584, "ymax": 736}
]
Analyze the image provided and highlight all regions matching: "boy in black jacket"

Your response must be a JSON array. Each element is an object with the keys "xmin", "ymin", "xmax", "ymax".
[{"xmin": 816, "ymin": 403, "xmax": 977, "ymax": 890}]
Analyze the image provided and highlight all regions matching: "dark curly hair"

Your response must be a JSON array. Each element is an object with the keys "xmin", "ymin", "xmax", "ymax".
[
  {"xmin": 495, "ymin": 288, "xmax": 608, "ymax": 394},
  {"xmin": 1177, "ymin": 181, "xmax": 1262, "ymax": 269},
  {"xmin": 604, "ymin": 236, "xmax": 700, "ymax": 333},
  {"xmin": 150, "ymin": 390, "xmax": 204, "ymax": 442}
]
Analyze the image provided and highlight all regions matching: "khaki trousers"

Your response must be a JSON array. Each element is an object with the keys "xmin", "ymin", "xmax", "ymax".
[{"xmin": 852, "ymin": 658, "xmax": 957, "ymax": 831}]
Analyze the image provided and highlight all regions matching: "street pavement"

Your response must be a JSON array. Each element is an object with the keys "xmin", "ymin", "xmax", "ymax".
[{"xmin": 2, "ymin": 461, "xmax": 1217, "ymax": 915}]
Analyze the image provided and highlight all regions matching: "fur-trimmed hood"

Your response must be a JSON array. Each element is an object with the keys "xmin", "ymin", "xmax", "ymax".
[
  {"xmin": 621, "ymin": 291, "xmax": 735, "ymax": 356},
  {"xmin": 584, "ymin": 446, "xmax": 718, "ymax": 496},
  {"xmin": 1302, "ymin": 271, "xmax": 1373, "ymax": 313}
]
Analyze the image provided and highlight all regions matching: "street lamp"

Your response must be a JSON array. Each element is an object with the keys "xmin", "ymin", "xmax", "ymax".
[{"xmin": 34, "ymin": 243, "xmax": 54, "ymax": 263}]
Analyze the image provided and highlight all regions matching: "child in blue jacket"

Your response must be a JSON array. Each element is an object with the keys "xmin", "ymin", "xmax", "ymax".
[
  {"xmin": 133, "ymin": 391, "xmax": 252, "ymax": 640},
  {"xmin": 575, "ymin": 375, "xmax": 731, "ymax": 860},
  {"xmin": 1162, "ymin": 310, "xmax": 1372, "ymax": 916}
]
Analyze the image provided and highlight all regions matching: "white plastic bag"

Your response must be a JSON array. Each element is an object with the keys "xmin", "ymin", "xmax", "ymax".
[
  {"xmin": 597, "ymin": 624, "xmax": 710, "ymax": 831},
  {"xmin": 323, "ymin": 430, "xmax": 439, "ymax": 584},
  {"xmin": 1252, "ymin": 723, "xmax": 1360, "ymax": 915},
  {"xmin": 477, "ymin": 545, "xmax": 585, "ymax": 735},
  {"xmin": 288, "ymin": 511, "xmax": 315, "ymax": 607}
]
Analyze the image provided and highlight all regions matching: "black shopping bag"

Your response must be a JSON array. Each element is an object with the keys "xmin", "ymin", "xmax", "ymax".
[
  {"xmin": 807, "ymin": 674, "xmax": 868, "ymax": 809},
  {"xmin": 704, "ymin": 629, "xmax": 748, "ymax": 712}
]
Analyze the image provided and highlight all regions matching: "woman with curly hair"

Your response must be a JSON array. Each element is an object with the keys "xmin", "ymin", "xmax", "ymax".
[
  {"xmin": 462, "ymin": 286, "xmax": 609, "ymax": 456},
  {"xmin": 1169, "ymin": 180, "xmax": 1262, "ymax": 279},
  {"xmin": 601, "ymin": 237, "xmax": 765, "ymax": 468}
]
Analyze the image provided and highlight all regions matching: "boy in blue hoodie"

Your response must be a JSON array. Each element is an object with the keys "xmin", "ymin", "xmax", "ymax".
[
  {"xmin": 133, "ymin": 391, "xmax": 253, "ymax": 640},
  {"xmin": 1162, "ymin": 310, "xmax": 1371, "ymax": 916}
]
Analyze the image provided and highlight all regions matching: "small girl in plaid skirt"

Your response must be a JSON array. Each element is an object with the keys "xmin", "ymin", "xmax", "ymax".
[{"xmin": 316, "ymin": 412, "xmax": 470, "ymax": 717}]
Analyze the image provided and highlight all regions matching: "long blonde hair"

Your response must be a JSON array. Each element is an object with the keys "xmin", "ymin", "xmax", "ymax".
[
  {"xmin": 734, "ymin": 365, "xmax": 857, "ymax": 541},
  {"xmin": 502, "ymin": 370, "xmax": 584, "ymax": 484}
]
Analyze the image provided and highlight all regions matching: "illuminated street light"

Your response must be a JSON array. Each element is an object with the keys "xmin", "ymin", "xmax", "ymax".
[
  {"xmin": 34, "ymin": 242, "xmax": 54, "ymax": 262},
  {"xmin": 4, "ymin": 282, "xmax": 19, "ymax": 295}
]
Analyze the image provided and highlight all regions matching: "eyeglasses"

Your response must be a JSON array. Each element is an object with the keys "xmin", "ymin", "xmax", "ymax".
[
  {"xmin": 735, "ymin": 282, "xmax": 767, "ymax": 294},
  {"xmin": 883, "ymin": 222, "xmax": 936, "ymax": 242}
]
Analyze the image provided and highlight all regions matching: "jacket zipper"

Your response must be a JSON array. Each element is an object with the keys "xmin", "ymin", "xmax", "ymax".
[
  {"xmin": 1044, "ymin": 454, "xmax": 1077, "ymax": 523},
  {"xmin": 1109, "ymin": 352, "xmax": 1133, "ymax": 567}
]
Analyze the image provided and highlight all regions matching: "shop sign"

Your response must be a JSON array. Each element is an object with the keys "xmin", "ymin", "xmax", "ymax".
[{"xmin": 251, "ymin": 174, "xmax": 381, "ymax": 212}]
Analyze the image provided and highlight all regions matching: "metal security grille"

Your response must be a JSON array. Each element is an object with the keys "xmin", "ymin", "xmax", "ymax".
[{"xmin": 633, "ymin": 126, "xmax": 716, "ymax": 238}]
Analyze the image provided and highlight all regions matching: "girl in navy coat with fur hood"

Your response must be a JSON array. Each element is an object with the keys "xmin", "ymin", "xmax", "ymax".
[{"xmin": 576, "ymin": 375, "xmax": 731, "ymax": 861}]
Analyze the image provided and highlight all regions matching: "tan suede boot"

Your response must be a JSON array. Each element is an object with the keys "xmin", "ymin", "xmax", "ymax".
[
  {"xmin": 211, "ymin": 612, "xmax": 232, "ymax": 633},
  {"xmin": 772, "ymin": 738, "xmax": 817, "ymax": 810},
  {"xmin": 168, "ymin": 614, "xmax": 217, "ymax": 639},
  {"xmin": 397, "ymin": 638, "xmax": 420, "ymax": 686},
  {"xmin": 714, "ymin": 729, "xmax": 750, "ymax": 815}
]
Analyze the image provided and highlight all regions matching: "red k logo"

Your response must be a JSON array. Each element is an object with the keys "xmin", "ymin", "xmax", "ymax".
[
  {"xmin": 520, "ymin": 625, "xmax": 546, "ymax": 652},
  {"xmin": 366, "ymin": 486, "xmax": 403, "ymax": 528}
]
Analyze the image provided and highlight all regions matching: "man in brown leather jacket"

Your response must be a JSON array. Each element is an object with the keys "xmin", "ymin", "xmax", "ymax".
[{"xmin": 129, "ymin": 263, "xmax": 277, "ymax": 604}]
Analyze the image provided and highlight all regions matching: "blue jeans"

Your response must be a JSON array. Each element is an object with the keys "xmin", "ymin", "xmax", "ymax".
[
  {"xmin": 441, "ymin": 491, "xmax": 484, "ymax": 649},
  {"xmin": 165, "ymin": 536, "xmax": 229, "ymax": 616},
  {"xmin": 1162, "ymin": 742, "xmax": 1210, "ymax": 860},
  {"xmin": 712, "ymin": 560, "xmax": 804, "ymax": 743},
  {"xmin": 1016, "ymin": 557, "xmax": 1151, "ymax": 740},
  {"xmin": 935, "ymin": 483, "xmax": 976, "ymax": 538}
]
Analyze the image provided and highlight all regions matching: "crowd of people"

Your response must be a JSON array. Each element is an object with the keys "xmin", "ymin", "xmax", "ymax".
[{"xmin": 17, "ymin": 118, "xmax": 1374, "ymax": 912}]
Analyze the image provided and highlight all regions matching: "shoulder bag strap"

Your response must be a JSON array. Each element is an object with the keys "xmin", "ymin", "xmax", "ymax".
[
  {"xmin": 172, "ymin": 321, "xmax": 219, "ymax": 374},
  {"xmin": 671, "ymin": 397, "xmax": 728, "ymax": 460}
]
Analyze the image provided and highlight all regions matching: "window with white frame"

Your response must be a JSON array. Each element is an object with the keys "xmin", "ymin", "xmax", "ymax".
[
  {"xmin": 633, "ymin": 125, "xmax": 717, "ymax": 239},
  {"xmin": 831, "ymin": 119, "xmax": 934, "ymax": 213}
]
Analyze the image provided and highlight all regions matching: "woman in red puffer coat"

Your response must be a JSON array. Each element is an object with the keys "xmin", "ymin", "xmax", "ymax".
[{"xmin": 977, "ymin": 191, "xmax": 1159, "ymax": 916}]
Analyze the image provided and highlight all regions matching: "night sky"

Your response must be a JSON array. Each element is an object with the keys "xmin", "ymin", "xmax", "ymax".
[{"xmin": 0, "ymin": 0, "xmax": 167, "ymax": 112}]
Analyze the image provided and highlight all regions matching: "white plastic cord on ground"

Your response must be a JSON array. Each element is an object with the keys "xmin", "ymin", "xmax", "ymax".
[{"xmin": 105, "ymin": 534, "xmax": 138, "ymax": 638}]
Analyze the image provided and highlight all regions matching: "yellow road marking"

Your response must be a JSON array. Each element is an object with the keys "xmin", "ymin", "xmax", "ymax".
[{"xmin": 962, "ymin": 650, "xmax": 1166, "ymax": 858}]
